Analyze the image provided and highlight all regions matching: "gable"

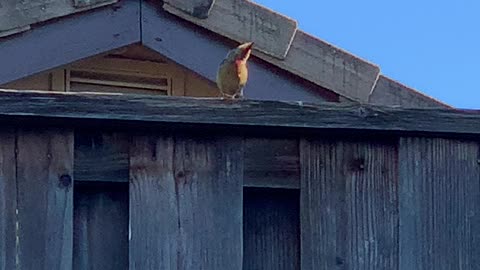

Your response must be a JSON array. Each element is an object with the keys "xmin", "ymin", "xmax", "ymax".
[
  {"xmin": 2, "ymin": 45, "xmax": 219, "ymax": 98},
  {"xmin": 0, "ymin": 0, "xmax": 449, "ymax": 107}
]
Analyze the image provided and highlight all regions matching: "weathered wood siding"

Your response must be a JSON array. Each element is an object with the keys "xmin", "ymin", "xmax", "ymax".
[
  {"xmin": 0, "ymin": 129, "xmax": 16, "ymax": 270},
  {"xmin": 244, "ymin": 138, "xmax": 299, "ymax": 189},
  {"xmin": 75, "ymin": 134, "xmax": 300, "ymax": 188},
  {"xmin": 0, "ymin": 90, "xmax": 476, "ymax": 136},
  {"xmin": 300, "ymin": 139, "xmax": 398, "ymax": 269},
  {"xmin": 129, "ymin": 135, "xmax": 244, "ymax": 269},
  {"xmin": 0, "ymin": 95, "xmax": 479, "ymax": 270},
  {"xmin": 74, "ymin": 131, "xmax": 129, "ymax": 182},
  {"xmin": 399, "ymin": 137, "xmax": 480, "ymax": 270},
  {"xmin": 17, "ymin": 129, "xmax": 74, "ymax": 270},
  {"xmin": 244, "ymin": 188, "xmax": 300, "ymax": 270},
  {"xmin": 73, "ymin": 183, "xmax": 128, "ymax": 270}
]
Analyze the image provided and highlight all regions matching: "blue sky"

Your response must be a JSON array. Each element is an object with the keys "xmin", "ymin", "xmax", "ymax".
[{"xmin": 254, "ymin": 0, "xmax": 479, "ymax": 109}]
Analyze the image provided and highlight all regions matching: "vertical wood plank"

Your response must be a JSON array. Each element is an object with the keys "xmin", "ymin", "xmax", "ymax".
[
  {"xmin": 73, "ymin": 183, "xmax": 129, "ymax": 270},
  {"xmin": 50, "ymin": 70, "xmax": 66, "ymax": 91},
  {"xmin": 16, "ymin": 129, "xmax": 74, "ymax": 270},
  {"xmin": 129, "ymin": 135, "xmax": 243, "ymax": 269},
  {"xmin": 129, "ymin": 135, "xmax": 177, "ymax": 269},
  {"xmin": 243, "ymin": 188, "xmax": 300, "ymax": 270},
  {"xmin": 399, "ymin": 137, "xmax": 480, "ymax": 270},
  {"xmin": 0, "ymin": 129, "xmax": 16, "ymax": 270},
  {"xmin": 300, "ymin": 139, "xmax": 398, "ymax": 270},
  {"xmin": 170, "ymin": 68, "xmax": 186, "ymax": 96}
]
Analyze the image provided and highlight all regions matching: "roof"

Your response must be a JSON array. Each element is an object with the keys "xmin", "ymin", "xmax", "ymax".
[{"xmin": 0, "ymin": 0, "xmax": 450, "ymax": 108}]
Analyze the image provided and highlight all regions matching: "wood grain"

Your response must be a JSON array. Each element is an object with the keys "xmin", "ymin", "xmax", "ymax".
[
  {"xmin": 369, "ymin": 75, "xmax": 448, "ymax": 108},
  {"xmin": 74, "ymin": 131, "xmax": 129, "ymax": 182},
  {"xmin": 399, "ymin": 137, "xmax": 480, "ymax": 270},
  {"xmin": 255, "ymin": 30, "xmax": 380, "ymax": 102},
  {"xmin": 300, "ymin": 139, "xmax": 398, "ymax": 269},
  {"xmin": 0, "ymin": 89, "xmax": 477, "ymax": 136},
  {"xmin": 74, "ymin": 134, "xmax": 300, "ymax": 189},
  {"xmin": 16, "ymin": 129, "xmax": 74, "ymax": 270},
  {"xmin": 129, "ymin": 134, "xmax": 243, "ymax": 269},
  {"xmin": 243, "ymin": 188, "xmax": 300, "ymax": 270},
  {"xmin": 244, "ymin": 138, "xmax": 299, "ymax": 189},
  {"xmin": 73, "ymin": 182, "xmax": 128, "ymax": 270},
  {"xmin": 129, "ymin": 135, "xmax": 177, "ymax": 269},
  {"xmin": 0, "ymin": 129, "xmax": 16, "ymax": 270}
]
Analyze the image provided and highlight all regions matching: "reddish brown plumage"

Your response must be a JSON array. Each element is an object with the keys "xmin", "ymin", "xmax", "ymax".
[{"xmin": 216, "ymin": 42, "xmax": 254, "ymax": 99}]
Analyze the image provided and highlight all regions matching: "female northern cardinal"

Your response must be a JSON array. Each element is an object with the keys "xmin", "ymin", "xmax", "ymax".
[{"xmin": 216, "ymin": 42, "xmax": 254, "ymax": 99}]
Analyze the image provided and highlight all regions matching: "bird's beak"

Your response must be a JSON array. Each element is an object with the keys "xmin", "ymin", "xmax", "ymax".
[
  {"xmin": 241, "ymin": 42, "xmax": 254, "ymax": 52},
  {"xmin": 244, "ymin": 42, "xmax": 254, "ymax": 51},
  {"xmin": 239, "ymin": 42, "xmax": 254, "ymax": 60}
]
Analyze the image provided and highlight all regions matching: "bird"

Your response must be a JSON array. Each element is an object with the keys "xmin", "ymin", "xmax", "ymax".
[{"xmin": 216, "ymin": 42, "xmax": 254, "ymax": 99}]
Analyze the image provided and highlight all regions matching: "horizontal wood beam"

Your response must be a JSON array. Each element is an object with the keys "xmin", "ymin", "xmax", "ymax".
[{"xmin": 0, "ymin": 89, "xmax": 478, "ymax": 136}]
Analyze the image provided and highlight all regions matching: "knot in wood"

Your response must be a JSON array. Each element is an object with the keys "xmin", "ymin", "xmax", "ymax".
[
  {"xmin": 357, "ymin": 107, "xmax": 368, "ymax": 118},
  {"xmin": 59, "ymin": 174, "xmax": 72, "ymax": 188},
  {"xmin": 350, "ymin": 158, "xmax": 365, "ymax": 171},
  {"xmin": 175, "ymin": 171, "xmax": 186, "ymax": 179}
]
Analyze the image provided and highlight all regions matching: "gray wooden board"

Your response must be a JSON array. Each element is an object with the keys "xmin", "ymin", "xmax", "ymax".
[
  {"xmin": 73, "ymin": 182, "xmax": 129, "ymax": 270},
  {"xmin": 74, "ymin": 131, "xmax": 129, "ymax": 182},
  {"xmin": 0, "ymin": 90, "xmax": 478, "ymax": 136},
  {"xmin": 0, "ymin": 1, "xmax": 140, "ymax": 85},
  {"xmin": 0, "ymin": 129, "xmax": 16, "ymax": 270},
  {"xmin": 256, "ymin": 30, "xmax": 380, "ymax": 102},
  {"xmin": 300, "ymin": 139, "xmax": 398, "ymax": 269},
  {"xmin": 369, "ymin": 75, "xmax": 447, "ymax": 108},
  {"xmin": 243, "ymin": 188, "xmax": 300, "ymax": 270},
  {"xmin": 141, "ymin": 1, "xmax": 331, "ymax": 103},
  {"xmin": 399, "ymin": 137, "xmax": 480, "ymax": 270},
  {"xmin": 16, "ymin": 129, "xmax": 74, "ymax": 270},
  {"xmin": 129, "ymin": 134, "xmax": 243, "ymax": 269}
]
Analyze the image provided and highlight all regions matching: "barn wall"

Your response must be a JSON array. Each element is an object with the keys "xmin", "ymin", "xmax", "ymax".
[
  {"xmin": 1, "ymin": 128, "xmax": 479, "ymax": 269},
  {"xmin": 300, "ymin": 139, "xmax": 399, "ymax": 269}
]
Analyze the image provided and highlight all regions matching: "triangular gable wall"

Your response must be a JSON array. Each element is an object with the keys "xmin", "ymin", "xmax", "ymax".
[{"xmin": 0, "ymin": 1, "xmax": 337, "ymax": 103}]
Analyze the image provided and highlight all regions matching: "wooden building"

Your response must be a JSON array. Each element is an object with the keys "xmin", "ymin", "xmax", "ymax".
[{"xmin": 1, "ymin": 1, "xmax": 479, "ymax": 270}]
